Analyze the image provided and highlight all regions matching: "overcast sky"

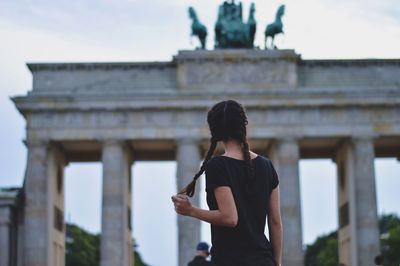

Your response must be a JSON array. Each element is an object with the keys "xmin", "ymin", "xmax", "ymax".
[{"xmin": 1, "ymin": 0, "xmax": 400, "ymax": 266}]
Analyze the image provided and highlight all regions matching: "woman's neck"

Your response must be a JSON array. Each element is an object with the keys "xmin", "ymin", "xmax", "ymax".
[{"xmin": 222, "ymin": 139, "xmax": 257, "ymax": 159}]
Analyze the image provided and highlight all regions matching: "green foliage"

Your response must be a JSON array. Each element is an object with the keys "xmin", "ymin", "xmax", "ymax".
[
  {"xmin": 304, "ymin": 214, "xmax": 400, "ymax": 266},
  {"xmin": 304, "ymin": 231, "xmax": 338, "ymax": 266},
  {"xmin": 380, "ymin": 214, "xmax": 400, "ymax": 266},
  {"xmin": 134, "ymin": 250, "xmax": 148, "ymax": 266},
  {"xmin": 65, "ymin": 223, "xmax": 149, "ymax": 266},
  {"xmin": 65, "ymin": 223, "xmax": 100, "ymax": 266},
  {"xmin": 379, "ymin": 213, "xmax": 400, "ymax": 233}
]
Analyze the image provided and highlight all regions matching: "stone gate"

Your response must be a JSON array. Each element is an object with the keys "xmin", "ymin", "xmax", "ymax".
[{"xmin": 2, "ymin": 49, "xmax": 400, "ymax": 266}]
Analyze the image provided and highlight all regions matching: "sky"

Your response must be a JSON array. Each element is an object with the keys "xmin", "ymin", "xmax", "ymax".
[{"xmin": 0, "ymin": 0, "xmax": 399, "ymax": 266}]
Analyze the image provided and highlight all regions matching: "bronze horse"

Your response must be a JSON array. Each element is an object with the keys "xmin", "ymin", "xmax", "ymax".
[
  {"xmin": 188, "ymin": 7, "xmax": 207, "ymax": 49},
  {"xmin": 265, "ymin": 5, "xmax": 285, "ymax": 49}
]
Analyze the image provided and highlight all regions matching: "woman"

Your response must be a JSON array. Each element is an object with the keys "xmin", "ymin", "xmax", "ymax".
[{"xmin": 171, "ymin": 100, "xmax": 282, "ymax": 266}]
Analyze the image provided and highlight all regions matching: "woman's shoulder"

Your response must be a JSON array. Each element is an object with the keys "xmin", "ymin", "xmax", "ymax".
[
  {"xmin": 256, "ymin": 154, "xmax": 273, "ymax": 164},
  {"xmin": 258, "ymin": 155, "xmax": 277, "ymax": 171},
  {"xmin": 206, "ymin": 155, "xmax": 225, "ymax": 167},
  {"xmin": 204, "ymin": 155, "xmax": 231, "ymax": 174},
  {"xmin": 207, "ymin": 154, "xmax": 271, "ymax": 162},
  {"xmin": 206, "ymin": 154, "xmax": 274, "ymax": 166}
]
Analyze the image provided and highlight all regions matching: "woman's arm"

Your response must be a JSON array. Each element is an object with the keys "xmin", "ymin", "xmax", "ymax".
[
  {"xmin": 268, "ymin": 185, "xmax": 282, "ymax": 266},
  {"xmin": 172, "ymin": 186, "xmax": 238, "ymax": 227}
]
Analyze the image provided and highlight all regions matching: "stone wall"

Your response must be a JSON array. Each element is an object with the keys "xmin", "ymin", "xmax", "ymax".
[
  {"xmin": 29, "ymin": 62, "xmax": 177, "ymax": 94},
  {"xmin": 299, "ymin": 59, "xmax": 400, "ymax": 89}
]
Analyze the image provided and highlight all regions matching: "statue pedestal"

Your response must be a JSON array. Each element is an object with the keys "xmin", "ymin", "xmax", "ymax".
[{"xmin": 174, "ymin": 49, "xmax": 300, "ymax": 91}]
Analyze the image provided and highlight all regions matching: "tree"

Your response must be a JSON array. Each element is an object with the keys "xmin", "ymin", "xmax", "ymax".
[
  {"xmin": 304, "ymin": 231, "xmax": 338, "ymax": 266},
  {"xmin": 379, "ymin": 214, "xmax": 400, "ymax": 266},
  {"xmin": 65, "ymin": 223, "xmax": 100, "ymax": 266},
  {"xmin": 132, "ymin": 238, "xmax": 149, "ymax": 266},
  {"xmin": 304, "ymin": 214, "xmax": 400, "ymax": 266},
  {"xmin": 134, "ymin": 249, "xmax": 148, "ymax": 266},
  {"xmin": 65, "ymin": 223, "xmax": 149, "ymax": 266}
]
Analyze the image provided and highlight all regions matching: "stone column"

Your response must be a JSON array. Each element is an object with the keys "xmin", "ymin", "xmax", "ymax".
[
  {"xmin": 268, "ymin": 138, "xmax": 303, "ymax": 266},
  {"xmin": 176, "ymin": 138, "xmax": 201, "ymax": 266},
  {"xmin": 100, "ymin": 140, "xmax": 132, "ymax": 266},
  {"xmin": 335, "ymin": 137, "xmax": 380, "ymax": 266},
  {"xmin": 0, "ymin": 207, "xmax": 11, "ymax": 266},
  {"xmin": 23, "ymin": 141, "xmax": 49, "ymax": 266},
  {"xmin": 23, "ymin": 141, "xmax": 66, "ymax": 266}
]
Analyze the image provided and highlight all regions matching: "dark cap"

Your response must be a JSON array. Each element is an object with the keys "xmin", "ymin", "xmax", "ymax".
[{"xmin": 196, "ymin": 242, "xmax": 209, "ymax": 252}]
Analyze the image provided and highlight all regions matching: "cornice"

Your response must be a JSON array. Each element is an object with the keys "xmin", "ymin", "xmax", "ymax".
[
  {"xmin": 27, "ymin": 61, "xmax": 175, "ymax": 72},
  {"xmin": 173, "ymin": 49, "xmax": 301, "ymax": 63},
  {"xmin": 11, "ymin": 91, "xmax": 400, "ymax": 116},
  {"xmin": 26, "ymin": 57, "xmax": 400, "ymax": 73},
  {"xmin": 300, "ymin": 58, "xmax": 400, "ymax": 67}
]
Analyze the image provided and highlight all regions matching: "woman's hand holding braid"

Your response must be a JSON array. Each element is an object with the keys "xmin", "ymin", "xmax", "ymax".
[
  {"xmin": 171, "ymin": 194, "xmax": 193, "ymax": 216},
  {"xmin": 171, "ymin": 186, "xmax": 238, "ymax": 228}
]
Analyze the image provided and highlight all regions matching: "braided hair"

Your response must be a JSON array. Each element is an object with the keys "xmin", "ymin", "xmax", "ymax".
[{"xmin": 179, "ymin": 99, "xmax": 254, "ymax": 197}]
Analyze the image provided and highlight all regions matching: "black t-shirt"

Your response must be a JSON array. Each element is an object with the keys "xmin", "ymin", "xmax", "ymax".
[{"xmin": 204, "ymin": 155, "xmax": 279, "ymax": 266}]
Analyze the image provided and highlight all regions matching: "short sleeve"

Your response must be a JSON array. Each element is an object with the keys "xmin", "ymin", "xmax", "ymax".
[
  {"xmin": 205, "ymin": 158, "xmax": 229, "ymax": 192},
  {"xmin": 269, "ymin": 160, "xmax": 279, "ymax": 190}
]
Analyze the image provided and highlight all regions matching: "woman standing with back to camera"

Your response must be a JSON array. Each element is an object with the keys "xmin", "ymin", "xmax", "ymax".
[{"xmin": 172, "ymin": 100, "xmax": 282, "ymax": 266}]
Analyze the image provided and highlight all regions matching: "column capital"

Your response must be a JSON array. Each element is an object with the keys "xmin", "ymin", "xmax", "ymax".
[
  {"xmin": 100, "ymin": 139, "xmax": 128, "ymax": 147},
  {"xmin": 350, "ymin": 135, "xmax": 377, "ymax": 142},
  {"xmin": 279, "ymin": 137, "xmax": 298, "ymax": 142},
  {"xmin": 23, "ymin": 139, "xmax": 50, "ymax": 148},
  {"xmin": 270, "ymin": 136, "xmax": 301, "ymax": 146},
  {"xmin": 176, "ymin": 137, "xmax": 201, "ymax": 146},
  {"xmin": 336, "ymin": 136, "xmax": 375, "ymax": 156},
  {"xmin": 268, "ymin": 137, "xmax": 300, "ymax": 158},
  {"xmin": 350, "ymin": 137, "xmax": 376, "ymax": 153},
  {"xmin": 0, "ymin": 207, "xmax": 11, "ymax": 225}
]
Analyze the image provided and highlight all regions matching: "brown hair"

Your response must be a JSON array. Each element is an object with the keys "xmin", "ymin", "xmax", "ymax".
[{"xmin": 179, "ymin": 99, "xmax": 254, "ymax": 197}]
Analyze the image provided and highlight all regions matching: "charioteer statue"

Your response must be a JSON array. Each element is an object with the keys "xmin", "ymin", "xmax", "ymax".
[
  {"xmin": 188, "ymin": 1, "xmax": 285, "ymax": 50},
  {"xmin": 214, "ymin": 1, "xmax": 256, "ymax": 48}
]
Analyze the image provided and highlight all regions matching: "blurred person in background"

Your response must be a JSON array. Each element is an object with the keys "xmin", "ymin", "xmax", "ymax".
[{"xmin": 188, "ymin": 242, "xmax": 212, "ymax": 266}]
